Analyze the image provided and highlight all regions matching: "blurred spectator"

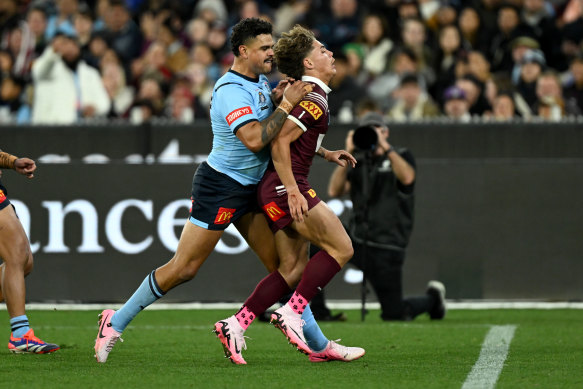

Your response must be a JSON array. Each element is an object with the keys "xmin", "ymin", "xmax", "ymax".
[
  {"xmin": 3, "ymin": 17, "xmax": 36, "ymax": 77},
  {"xmin": 514, "ymin": 49, "xmax": 546, "ymax": 111},
  {"xmin": 467, "ymin": 51, "xmax": 491, "ymax": 83},
  {"xmin": 83, "ymin": 31, "xmax": 109, "ymax": 69},
  {"xmin": 194, "ymin": 0, "xmax": 228, "ymax": 26},
  {"xmin": 273, "ymin": 0, "xmax": 312, "ymax": 35},
  {"xmin": 347, "ymin": 14, "xmax": 394, "ymax": 80},
  {"xmin": 425, "ymin": 1, "xmax": 458, "ymax": 33},
  {"xmin": 101, "ymin": 61, "xmax": 134, "ymax": 118},
  {"xmin": 443, "ymin": 85, "xmax": 471, "ymax": 122},
  {"xmin": 510, "ymin": 36, "xmax": 540, "ymax": 84},
  {"xmin": 132, "ymin": 40, "xmax": 172, "ymax": 86},
  {"xmin": 489, "ymin": 4, "xmax": 533, "ymax": 73},
  {"xmin": 560, "ymin": 9, "xmax": 583, "ymax": 65},
  {"xmin": 458, "ymin": 6, "xmax": 489, "ymax": 53},
  {"xmin": 45, "ymin": 0, "xmax": 78, "ymax": 41},
  {"xmin": 182, "ymin": 62, "xmax": 213, "ymax": 109},
  {"xmin": 534, "ymin": 70, "xmax": 581, "ymax": 118},
  {"xmin": 102, "ymin": 0, "xmax": 143, "ymax": 66},
  {"xmin": 207, "ymin": 22, "xmax": 229, "ymax": 61},
  {"xmin": 327, "ymin": 52, "xmax": 366, "ymax": 121},
  {"xmin": 190, "ymin": 42, "xmax": 221, "ymax": 82},
  {"xmin": 73, "ymin": 5, "xmax": 94, "ymax": 53},
  {"xmin": 489, "ymin": 91, "xmax": 517, "ymax": 121},
  {"xmin": 368, "ymin": 48, "xmax": 424, "ymax": 112},
  {"xmin": 167, "ymin": 80, "xmax": 195, "ymax": 123},
  {"xmin": 158, "ymin": 16, "xmax": 189, "ymax": 74},
  {"xmin": 563, "ymin": 56, "xmax": 583, "ymax": 113},
  {"xmin": 312, "ymin": 0, "xmax": 360, "ymax": 53},
  {"xmin": 399, "ymin": 18, "xmax": 435, "ymax": 86},
  {"xmin": 387, "ymin": 73, "xmax": 440, "ymax": 121},
  {"xmin": 128, "ymin": 76, "xmax": 165, "ymax": 122},
  {"xmin": 521, "ymin": 0, "xmax": 564, "ymax": 71},
  {"xmin": 26, "ymin": 6, "xmax": 49, "ymax": 57},
  {"xmin": 137, "ymin": 10, "xmax": 158, "ymax": 54},
  {"xmin": 0, "ymin": 71, "xmax": 25, "ymax": 123},
  {"xmin": 456, "ymin": 74, "xmax": 490, "ymax": 115},
  {"xmin": 431, "ymin": 24, "xmax": 465, "ymax": 105},
  {"xmin": 185, "ymin": 17, "xmax": 209, "ymax": 47},
  {"xmin": 31, "ymin": 33, "xmax": 110, "ymax": 124}
]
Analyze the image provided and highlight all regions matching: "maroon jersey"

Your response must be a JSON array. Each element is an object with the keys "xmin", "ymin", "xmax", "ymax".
[{"xmin": 283, "ymin": 76, "xmax": 331, "ymax": 178}]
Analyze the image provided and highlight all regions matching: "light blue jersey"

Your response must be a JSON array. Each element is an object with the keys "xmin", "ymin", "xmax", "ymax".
[{"xmin": 207, "ymin": 70, "xmax": 275, "ymax": 186}]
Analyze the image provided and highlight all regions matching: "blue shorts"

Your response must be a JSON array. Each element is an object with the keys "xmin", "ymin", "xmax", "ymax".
[
  {"xmin": 189, "ymin": 162, "xmax": 258, "ymax": 231},
  {"xmin": 0, "ymin": 180, "xmax": 11, "ymax": 211}
]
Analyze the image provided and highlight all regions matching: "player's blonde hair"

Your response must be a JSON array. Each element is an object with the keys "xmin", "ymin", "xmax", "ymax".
[{"xmin": 274, "ymin": 25, "xmax": 315, "ymax": 80}]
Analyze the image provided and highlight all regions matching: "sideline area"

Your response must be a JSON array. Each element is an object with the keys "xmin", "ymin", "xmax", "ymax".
[{"xmin": 2, "ymin": 301, "xmax": 582, "ymax": 311}]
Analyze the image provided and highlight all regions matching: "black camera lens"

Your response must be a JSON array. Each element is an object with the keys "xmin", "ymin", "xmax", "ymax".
[{"xmin": 353, "ymin": 126, "xmax": 378, "ymax": 151}]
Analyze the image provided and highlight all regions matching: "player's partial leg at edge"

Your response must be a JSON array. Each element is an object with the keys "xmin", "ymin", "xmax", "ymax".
[
  {"xmin": 94, "ymin": 221, "xmax": 222, "ymax": 363},
  {"xmin": 214, "ymin": 210, "xmax": 365, "ymax": 364},
  {"xmin": 1, "ymin": 206, "xmax": 60, "ymax": 354}
]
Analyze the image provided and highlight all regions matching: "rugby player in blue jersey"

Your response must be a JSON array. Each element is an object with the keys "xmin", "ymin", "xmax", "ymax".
[
  {"xmin": 95, "ymin": 18, "xmax": 332, "ymax": 364},
  {"xmin": 1, "ymin": 150, "xmax": 60, "ymax": 354}
]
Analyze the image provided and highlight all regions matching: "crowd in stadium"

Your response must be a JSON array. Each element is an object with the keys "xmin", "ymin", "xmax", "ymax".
[{"xmin": 1, "ymin": 0, "xmax": 583, "ymax": 124}]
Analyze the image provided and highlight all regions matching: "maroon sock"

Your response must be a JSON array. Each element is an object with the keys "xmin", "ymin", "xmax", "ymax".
[
  {"xmin": 295, "ymin": 250, "xmax": 341, "ymax": 303},
  {"xmin": 243, "ymin": 270, "xmax": 291, "ymax": 318}
]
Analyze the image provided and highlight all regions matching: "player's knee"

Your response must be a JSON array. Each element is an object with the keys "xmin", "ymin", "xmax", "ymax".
[
  {"xmin": 176, "ymin": 261, "xmax": 200, "ymax": 282},
  {"xmin": 337, "ymin": 239, "xmax": 354, "ymax": 265}
]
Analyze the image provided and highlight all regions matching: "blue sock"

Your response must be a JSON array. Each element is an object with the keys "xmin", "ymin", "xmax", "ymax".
[
  {"xmin": 111, "ymin": 270, "xmax": 165, "ymax": 333},
  {"xmin": 10, "ymin": 315, "xmax": 30, "ymax": 338},
  {"xmin": 302, "ymin": 304, "xmax": 329, "ymax": 352}
]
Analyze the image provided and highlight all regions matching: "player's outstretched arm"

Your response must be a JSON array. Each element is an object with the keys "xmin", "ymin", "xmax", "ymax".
[
  {"xmin": 236, "ymin": 81, "xmax": 312, "ymax": 152},
  {"xmin": 0, "ymin": 151, "xmax": 36, "ymax": 179},
  {"xmin": 316, "ymin": 147, "xmax": 357, "ymax": 168}
]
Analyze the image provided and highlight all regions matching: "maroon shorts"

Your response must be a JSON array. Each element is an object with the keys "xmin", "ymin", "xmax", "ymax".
[{"xmin": 257, "ymin": 169, "xmax": 321, "ymax": 232}]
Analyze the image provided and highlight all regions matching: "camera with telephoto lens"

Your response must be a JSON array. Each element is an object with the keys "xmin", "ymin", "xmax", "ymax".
[{"xmin": 352, "ymin": 125, "xmax": 378, "ymax": 151}]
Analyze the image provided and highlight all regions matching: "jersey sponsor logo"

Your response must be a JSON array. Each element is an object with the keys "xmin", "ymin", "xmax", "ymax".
[
  {"xmin": 262, "ymin": 201, "xmax": 286, "ymax": 222},
  {"xmin": 300, "ymin": 101, "xmax": 323, "ymax": 120},
  {"xmin": 226, "ymin": 106, "xmax": 252, "ymax": 125},
  {"xmin": 0, "ymin": 189, "xmax": 6, "ymax": 203},
  {"xmin": 307, "ymin": 189, "xmax": 317, "ymax": 198},
  {"xmin": 214, "ymin": 207, "xmax": 236, "ymax": 224}
]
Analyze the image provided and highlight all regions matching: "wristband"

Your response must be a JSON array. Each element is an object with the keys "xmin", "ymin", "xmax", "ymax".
[
  {"xmin": 277, "ymin": 96, "xmax": 293, "ymax": 114},
  {"xmin": 0, "ymin": 152, "xmax": 18, "ymax": 169},
  {"xmin": 385, "ymin": 146, "xmax": 395, "ymax": 156}
]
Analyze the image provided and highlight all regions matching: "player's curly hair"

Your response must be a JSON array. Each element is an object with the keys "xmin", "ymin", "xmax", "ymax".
[
  {"xmin": 230, "ymin": 18, "xmax": 273, "ymax": 57},
  {"xmin": 274, "ymin": 25, "xmax": 315, "ymax": 80}
]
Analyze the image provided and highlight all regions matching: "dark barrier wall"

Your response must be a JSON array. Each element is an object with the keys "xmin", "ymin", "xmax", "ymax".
[{"xmin": 1, "ymin": 122, "xmax": 582, "ymax": 301}]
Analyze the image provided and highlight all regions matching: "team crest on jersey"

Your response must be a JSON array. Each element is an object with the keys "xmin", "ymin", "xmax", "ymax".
[
  {"xmin": 300, "ymin": 101, "xmax": 323, "ymax": 120},
  {"xmin": 214, "ymin": 207, "xmax": 236, "ymax": 224},
  {"xmin": 307, "ymin": 189, "xmax": 317, "ymax": 198},
  {"xmin": 0, "ymin": 189, "xmax": 6, "ymax": 203},
  {"xmin": 258, "ymin": 91, "xmax": 266, "ymax": 103},
  {"xmin": 262, "ymin": 202, "xmax": 286, "ymax": 222}
]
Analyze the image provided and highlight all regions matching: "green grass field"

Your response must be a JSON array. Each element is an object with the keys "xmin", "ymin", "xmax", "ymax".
[{"xmin": 1, "ymin": 309, "xmax": 582, "ymax": 389}]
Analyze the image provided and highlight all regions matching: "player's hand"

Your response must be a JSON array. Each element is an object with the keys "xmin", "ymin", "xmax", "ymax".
[
  {"xmin": 282, "ymin": 81, "xmax": 313, "ymax": 107},
  {"xmin": 287, "ymin": 185, "xmax": 309, "ymax": 222},
  {"xmin": 345, "ymin": 130, "xmax": 355, "ymax": 154},
  {"xmin": 14, "ymin": 158, "xmax": 36, "ymax": 179},
  {"xmin": 326, "ymin": 150, "xmax": 357, "ymax": 168},
  {"xmin": 271, "ymin": 79, "xmax": 293, "ymax": 104}
]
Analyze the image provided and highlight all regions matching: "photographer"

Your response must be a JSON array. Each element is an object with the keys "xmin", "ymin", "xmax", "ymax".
[{"xmin": 328, "ymin": 112, "xmax": 446, "ymax": 321}]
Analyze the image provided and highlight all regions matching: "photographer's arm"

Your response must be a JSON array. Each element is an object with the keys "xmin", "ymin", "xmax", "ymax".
[{"xmin": 385, "ymin": 146, "xmax": 415, "ymax": 186}]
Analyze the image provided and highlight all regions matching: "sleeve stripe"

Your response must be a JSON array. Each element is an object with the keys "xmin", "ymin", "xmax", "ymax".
[
  {"xmin": 232, "ymin": 119, "xmax": 258, "ymax": 135},
  {"xmin": 288, "ymin": 115, "xmax": 308, "ymax": 132}
]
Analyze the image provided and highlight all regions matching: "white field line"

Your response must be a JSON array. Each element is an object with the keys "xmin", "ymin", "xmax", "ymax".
[
  {"xmin": 1, "ymin": 301, "xmax": 582, "ymax": 311},
  {"xmin": 461, "ymin": 325, "xmax": 517, "ymax": 389}
]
